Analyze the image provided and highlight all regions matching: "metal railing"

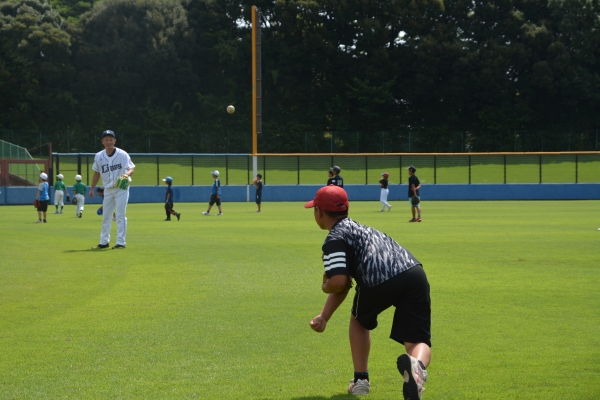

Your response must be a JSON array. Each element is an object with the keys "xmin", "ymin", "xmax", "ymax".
[{"xmin": 51, "ymin": 152, "xmax": 600, "ymax": 186}]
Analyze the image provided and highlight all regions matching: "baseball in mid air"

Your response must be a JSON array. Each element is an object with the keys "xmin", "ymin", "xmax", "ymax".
[{"xmin": 227, "ymin": 105, "xmax": 235, "ymax": 114}]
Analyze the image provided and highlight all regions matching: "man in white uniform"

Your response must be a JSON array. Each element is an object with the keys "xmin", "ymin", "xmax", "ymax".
[{"xmin": 89, "ymin": 130, "xmax": 135, "ymax": 249}]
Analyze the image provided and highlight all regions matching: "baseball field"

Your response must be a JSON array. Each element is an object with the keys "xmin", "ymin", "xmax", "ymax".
[{"xmin": 1, "ymin": 200, "xmax": 598, "ymax": 399}]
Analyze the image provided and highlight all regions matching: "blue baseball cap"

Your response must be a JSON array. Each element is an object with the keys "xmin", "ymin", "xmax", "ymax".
[
  {"xmin": 102, "ymin": 130, "xmax": 115, "ymax": 138},
  {"xmin": 162, "ymin": 176, "xmax": 173, "ymax": 183}
]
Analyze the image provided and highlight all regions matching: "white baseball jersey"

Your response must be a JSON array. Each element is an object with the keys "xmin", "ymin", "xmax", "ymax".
[{"xmin": 92, "ymin": 147, "xmax": 135, "ymax": 188}]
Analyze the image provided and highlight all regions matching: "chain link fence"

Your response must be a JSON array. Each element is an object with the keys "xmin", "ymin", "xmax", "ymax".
[{"xmin": 51, "ymin": 152, "xmax": 600, "ymax": 187}]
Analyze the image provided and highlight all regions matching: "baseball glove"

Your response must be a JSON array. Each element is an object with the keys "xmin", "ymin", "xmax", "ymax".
[
  {"xmin": 66, "ymin": 194, "xmax": 71, "ymax": 203},
  {"xmin": 411, "ymin": 196, "xmax": 420, "ymax": 206},
  {"xmin": 34, "ymin": 199, "xmax": 40, "ymax": 208},
  {"xmin": 115, "ymin": 174, "xmax": 131, "ymax": 190},
  {"xmin": 165, "ymin": 202, "xmax": 172, "ymax": 210},
  {"xmin": 72, "ymin": 196, "xmax": 77, "ymax": 205}
]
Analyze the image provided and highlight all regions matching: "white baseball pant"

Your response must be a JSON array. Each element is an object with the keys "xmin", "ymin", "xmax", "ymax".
[
  {"xmin": 100, "ymin": 187, "xmax": 129, "ymax": 246},
  {"xmin": 380, "ymin": 188, "xmax": 390, "ymax": 210},
  {"xmin": 75, "ymin": 194, "xmax": 85, "ymax": 215},
  {"xmin": 54, "ymin": 190, "xmax": 64, "ymax": 206}
]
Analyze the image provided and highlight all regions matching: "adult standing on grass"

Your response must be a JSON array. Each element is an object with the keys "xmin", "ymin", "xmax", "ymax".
[
  {"xmin": 408, "ymin": 166, "xmax": 422, "ymax": 222},
  {"xmin": 53, "ymin": 174, "xmax": 68, "ymax": 214},
  {"xmin": 202, "ymin": 170, "xmax": 223, "ymax": 216},
  {"xmin": 73, "ymin": 174, "xmax": 86, "ymax": 218},
  {"xmin": 306, "ymin": 185, "xmax": 431, "ymax": 399},
  {"xmin": 89, "ymin": 130, "xmax": 135, "ymax": 249},
  {"xmin": 35, "ymin": 172, "xmax": 50, "ymax": 223}
]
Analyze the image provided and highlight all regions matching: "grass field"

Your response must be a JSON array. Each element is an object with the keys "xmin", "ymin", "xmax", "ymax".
[{"xmin": 1, "ymin": 200, "xmax": 599, "ymax": 399}]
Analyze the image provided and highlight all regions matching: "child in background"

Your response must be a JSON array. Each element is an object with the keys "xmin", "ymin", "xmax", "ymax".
[
  {"xmin": 202, "ymin": 170, "xmax": 223, "ymax": 216},
  {"xmin": 162, "ymin": 176, "xmax": 181, "ymax": 221},
  {"xmin": 73, "ymin": 174, "xmax": 86, "ymax": 218},
  {"xmin": 253, "ymin": 174, "xmax": 263, "ymax": 212},
  {"xmin": 327, "ymin": 168, "xmax": 334, "ymax": 185},
  {"xmin": 379, "ymin": 172, "xmax": 392, "ymax": 212},
  {"xmin": 35, "ymin": 172, "xmax": 50, "ymax": 223},
  {"xmin": 330, "ymin": 165, "xmax": 344, "ymax": 188},
  {"xmin": 53, "ymin": 173, "xmax": 69, "ymax": 214}
]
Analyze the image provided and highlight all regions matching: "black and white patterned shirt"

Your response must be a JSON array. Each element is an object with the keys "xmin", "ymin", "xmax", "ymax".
[{"xmin": 322, "ymin": 218, "xmax": 421, "ymax": 288}]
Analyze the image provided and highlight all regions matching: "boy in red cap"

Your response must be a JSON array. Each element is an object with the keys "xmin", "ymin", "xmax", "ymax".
[{"xmin": 305, "ymin": 185, "xmax": 431, "ymax": 399}]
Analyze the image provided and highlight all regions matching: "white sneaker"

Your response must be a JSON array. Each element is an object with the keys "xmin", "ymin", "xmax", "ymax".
[
  {"xmin": 380, "ymin": 208, "xmax": 385, "ymax": 212},
  {"xmin": 347, "ymin": 379, "xmax": 370, "ymax": 395},
  {"xmin": 53, "ymin": 210, "xmax": 59, "ymax": 214},
  {"xmin": 216, "ymin": 212, "xmax": 223, "ymax": 216},
  {"xmin": 202, "ymin": 211, "xmax": 210, "ymax": 216},
  {"xmin": 397, "ymin": 354, "xmax": 427, "ymax": 400},
  {"xmin": 388, "ymin": 205, "xmax": 392, "ymax": 212},
  {"xmin": 35, "ymin": 219, "xmax": 42, "ymax": 223},
  {"xmin": 59, "ymin": 210, "xmax": 63, "ymax": 214}
]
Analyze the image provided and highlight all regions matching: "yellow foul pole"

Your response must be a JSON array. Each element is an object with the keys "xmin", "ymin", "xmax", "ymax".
[{"xmin": 251, "ymin": 6, "xmax": 258, "ymax": 157}]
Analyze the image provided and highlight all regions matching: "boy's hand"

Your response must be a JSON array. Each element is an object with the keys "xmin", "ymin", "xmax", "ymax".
[{"xmin": 309, "ymin": 315, "xmax": 327, "ymax": 333}]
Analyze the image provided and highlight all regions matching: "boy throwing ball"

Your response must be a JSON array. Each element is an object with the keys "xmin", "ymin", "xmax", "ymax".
[{"xmin": 305, "ymin": 185, "xmax": 431, "ymax": 399}]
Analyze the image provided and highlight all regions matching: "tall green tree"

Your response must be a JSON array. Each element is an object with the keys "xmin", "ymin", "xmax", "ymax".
[
  {"xmin": 73, "ymin": 0, "xmax": 198, "ymax": 151},
  {"xmin": 0, "ymin": 0, "xmax": 76, "ymax": 134}
]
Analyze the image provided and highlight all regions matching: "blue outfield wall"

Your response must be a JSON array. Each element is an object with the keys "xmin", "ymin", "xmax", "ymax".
[{"xmin": 2, "ymin": 184, "xmax": 599, "ymax": 205}]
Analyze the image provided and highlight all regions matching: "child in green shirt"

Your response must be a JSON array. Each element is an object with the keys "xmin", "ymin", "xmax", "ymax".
[{"xmin": 53, "ymin": 173, "xmax": 69, "ymax": 214}]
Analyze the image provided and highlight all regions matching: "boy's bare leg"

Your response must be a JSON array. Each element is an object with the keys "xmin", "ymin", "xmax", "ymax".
[
  {"xmin": 404, "ymin": 342, "xmax": 431, "ymax": 367},
  {"xmin": 349, "ymin": 315, "xmax": 371, "ymax": 372}
]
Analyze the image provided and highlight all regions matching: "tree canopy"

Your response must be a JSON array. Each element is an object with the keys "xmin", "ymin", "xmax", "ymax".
[{"xmin": 1, "ymin": 0, "xmax": 600, "ymax": 152}]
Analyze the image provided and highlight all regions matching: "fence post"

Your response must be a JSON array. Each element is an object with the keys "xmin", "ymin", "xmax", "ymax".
[
  {"xmin": 77, "ymin": 153, "xmax": 82, "ymax": 175},
  {"xmin": 575, "ymin": 154, "xmax": 578, "ymax": 184},
  {"xmin": 297, "ymin": 156, "xmax": 300, "ymax": 185},
  {"xmin": 539, "ymin": 154, "xmax": 542, "ymax": 184},
  {"xmin": 503, "ymin": 155, "xmax": 506, "ymax": 184},
  {"xmin": 156, "ymin": 156, "xmax": 160, "ymax": 186},
  {"xmin": 226, "ymin": 156, "xmax": 229, "ymax": 185},
  {"xmin": 468, "ymin": 155, "xmax": 471, "ymax": 184},
  {"xmin": 434, "ymin": 156, "xmax": 437, "ymax": 184},
  {"xmin": 365, "ymin": 156, "xmax": 368, "ymax": 184},
  {"xmin": 399, "ymin": 155, "xmax": 402, "ymax": 184}
]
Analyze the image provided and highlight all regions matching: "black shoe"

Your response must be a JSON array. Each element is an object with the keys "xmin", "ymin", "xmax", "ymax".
[
  {"xmin": 43, "ymin": 220, "xmax": 47, "ymax": 223},
  {"xmin": 94, "ymin": 243, "xmax": 110, "ymax": 249},
  {"xmin": 165, "ymin": 218, "xmax": 171, "ymax": 221},
  {"xmin": 112, "ymin": 244, "xmax": 126, "ymax": 249},
  {"xmin": 176, "ymin": 213, "xmax": 181, "ymax": 221}
]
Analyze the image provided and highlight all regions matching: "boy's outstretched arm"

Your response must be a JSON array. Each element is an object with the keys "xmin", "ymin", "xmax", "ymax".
[{"xmin": 310, "ymin": 275, "xmax": 351, "ymax": 333}]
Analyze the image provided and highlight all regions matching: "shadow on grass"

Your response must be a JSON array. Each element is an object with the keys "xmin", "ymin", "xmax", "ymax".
[
  {"xmin": 63, "ymin": 248, "xmax": 111, "ymax": 253},
  {"xmin": 259, "ymin": 395, "xmax": 354, "ymax": 400}
]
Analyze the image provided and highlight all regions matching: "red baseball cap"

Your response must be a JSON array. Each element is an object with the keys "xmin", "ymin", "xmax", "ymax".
[{"xmin": 304, "ymin": 185, "xmax": 349, "ymax": 212}]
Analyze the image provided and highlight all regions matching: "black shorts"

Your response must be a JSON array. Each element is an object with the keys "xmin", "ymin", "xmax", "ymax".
[
  {"xmin": 37, "ymin": 200, "xmax": 49, "ymax": 212},
  {"xmin": 255, "ymin": 192, "xmax": 262, "ymax": 204},
  {"xmin": 351, "ymin": 265, "xmax": 431, "ymax": 347},
  {"xmin": 209, "ymin": 194, "xmax": 221, "ymax": 206}
]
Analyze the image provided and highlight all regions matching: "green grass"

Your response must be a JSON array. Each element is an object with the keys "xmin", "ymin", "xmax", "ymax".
[{"xmin": 1, "ymin": 201, "xmax": 599, "ymax": 399}]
